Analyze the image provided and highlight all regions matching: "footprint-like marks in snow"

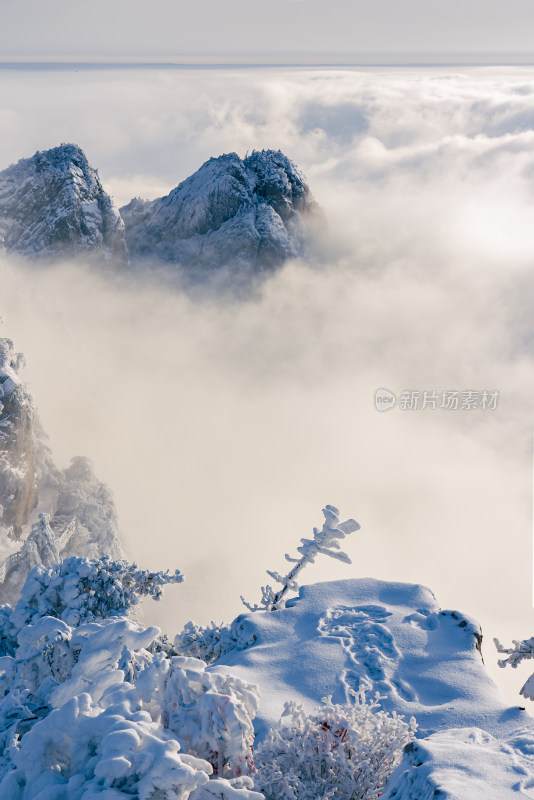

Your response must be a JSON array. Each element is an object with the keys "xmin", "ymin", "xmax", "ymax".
[{"xmin": 318, "ymin": 605, "xmax": 415, "ymax": 702}]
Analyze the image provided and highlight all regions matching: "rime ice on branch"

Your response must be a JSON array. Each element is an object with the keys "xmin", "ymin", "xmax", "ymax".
[
  {"xmin": 241, "ymin": 505, "xmax": 360, "ymax": 612},
  {"xmin": 495, "ymin": 635, "xmax": 534, "ymax": 700}
]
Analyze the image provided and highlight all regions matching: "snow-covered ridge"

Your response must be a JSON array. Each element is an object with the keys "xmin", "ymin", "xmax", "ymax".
[
  {"xmin": 121, "ymin": 149, "xmax": 320, "ymax": 274},
  {"xmin": 0, "ymin": 143, "xmax": 127, "ymax": 266},
  {"xmin": 0, "ymin": 144, "xmax": 320, "ymax": 277}
]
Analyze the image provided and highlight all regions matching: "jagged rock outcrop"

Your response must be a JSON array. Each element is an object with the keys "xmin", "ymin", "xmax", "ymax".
[
  {"xmin": 0, "ymin": 144, "xmax": 127, "ymax": 266},
  {"xmin": 0, "ymin": 145, "xmax": 320, "ymax": 279},
  {"xmin": 0, "ymin": 337, "xmax": 123, "ymax": 603},
  {"xmin": 121, "ymin": 149, "xmax": 321, "ymax": 275},
  {"xmin": 0, "ymin": 340, "xmax": 38, "ymax": 539}
]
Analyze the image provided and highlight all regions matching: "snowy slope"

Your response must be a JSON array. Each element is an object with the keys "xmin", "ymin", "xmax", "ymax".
[
  {"xmin": 213, "ymin": 578, "xmax": 534, "ymax": 797},
  {"xmin": 0, "ymin": 144, "xmax": 127, "ymax": 266},
  {"xmin": 382, "ymin": 726, "xmax": 534, "ymax": 799},
  {"xmin": 121, "ymin": 150, "xmax": 320, "ymax": 276}
]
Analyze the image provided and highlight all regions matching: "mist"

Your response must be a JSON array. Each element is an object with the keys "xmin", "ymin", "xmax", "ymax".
[{"xmin": 0, "ymin": 65, "xmax": 533, "ymax": 704}]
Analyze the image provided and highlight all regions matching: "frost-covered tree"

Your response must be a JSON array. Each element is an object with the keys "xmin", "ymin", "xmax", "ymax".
[
  {"xmin": 0, "ymin": 556, "xmax": 263, "ymax": 800},
  {"xmin": 253, "ymin": 694, "xmax": 416, "ymax": 800},
  {"xmin": 10, "ymin": 554, "xmax": 184, "ymax": 631},
  {"xmin": 174, "ymin": 506, "xmax": 359, "ymax": 667},
  {"xmin": 242, "ymin": 505, "xmax": 360, "ymax": 612},
  {"xmin": 495, "ymin": 636, "xmax": 534, "ymax": 700}
]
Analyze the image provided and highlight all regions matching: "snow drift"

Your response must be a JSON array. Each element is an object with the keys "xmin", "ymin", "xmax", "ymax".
[{"xmin": 213, "ymin": 578, "xmax": 534, "ymax": 797}]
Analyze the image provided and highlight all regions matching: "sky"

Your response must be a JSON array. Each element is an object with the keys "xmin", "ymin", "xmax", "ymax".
[
  {"xmin": 2, "ymin": 0, "xmax": 534, "ymax": 62},
  {"xmin": 0, "ymin": 64, "xmax": 533, "ymax": 707}
]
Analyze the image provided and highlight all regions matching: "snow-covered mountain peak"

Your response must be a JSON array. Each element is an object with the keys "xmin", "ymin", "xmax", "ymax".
[
  {"xmin": 121, "ymin": 149, "xmax": 321, "ymax": 276},
  {"xmin": 0, "ymin": 143, "xmax": 127, "ymax": 266},
  {"xmin": 244, "ymin": 149, "xmax": 313, "ymax": 220}
]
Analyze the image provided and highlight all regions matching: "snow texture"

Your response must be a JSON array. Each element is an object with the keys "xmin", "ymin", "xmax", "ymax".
[
  {"xmin": 213, "ymin": 578, "xmax": 534, "ymax": 797},
  {"xmin": 0, "ymin": 144, "xmax": 127, "ymax": 266},
  {"xmin": 382, "ymin": 727, "xmax": 534, "ymax": 799},
  {"xmin": 174, "ymin": 618, "xmax": 256, "ymax": 666},
  {"xmin": 254, "ymin": 694, "xmax": 416, "ymax": 800},
  {"xmin": 120, "ymin": 150, "xmax": 321, "ymax": 277},
  {"xmin": 0, "ymin": 559, "xmax": 262, "ymax": 800}
]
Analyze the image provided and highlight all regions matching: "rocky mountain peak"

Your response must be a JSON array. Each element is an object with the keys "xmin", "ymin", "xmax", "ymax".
[
  {"xmin": 121, "ymin": 148, "xmax": 321, "ymax": 275},
  {"xmin": 0, "ymin": 143, "xmax": 127, "ymax": 266}
]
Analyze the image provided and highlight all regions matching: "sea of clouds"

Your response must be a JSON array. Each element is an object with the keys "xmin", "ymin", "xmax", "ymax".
[{"xmin": 0, "ymin": 65, "xmax": 533, "ymax": 703}]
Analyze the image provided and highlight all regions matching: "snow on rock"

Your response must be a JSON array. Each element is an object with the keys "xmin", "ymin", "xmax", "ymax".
[
  {"xmin": 213, "ymin": 578, "xmax": 519, "ymax": 739},
  {"xmin": 0, "ymin": 143, "xmax": 127, "ymax": 266},
  {"xmin": 213, "ymin": 578, "xmax": 534, "ymax": 796},
  {"xmin": 0, "ymin": 337, "xmax": 123, "ymax": 603},
  {"xmin": 383, "ymin": 727, "xmax": 534, "ymax": 799},
  {"xmin": 120, "ymin": 150, "xmax": 321, "ymax": 277},
  {"xmin": 0, "ymin": 339, "xmax": 38, "ymax": 542}
]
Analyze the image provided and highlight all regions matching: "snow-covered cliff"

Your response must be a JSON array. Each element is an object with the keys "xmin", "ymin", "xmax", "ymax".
[
  {"xmin": 0, "ymin": 145, "xmax": 319, "ymax": 279},
  {"xmin": 0, "ymin": 340, "xmax": 38, "ymax": 540},
  {"xmin": 0, "ymin": 337, "xmax": 122, "ymax": 602},
  {"xmin": 121, "ymin": 150, "xmax": 321, "ymax": 276},
  {"xmin": 0, "ymin": 144, "xmax": 127, "ymax": 266}
]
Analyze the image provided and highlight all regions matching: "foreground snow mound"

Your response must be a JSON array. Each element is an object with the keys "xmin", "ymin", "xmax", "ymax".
[
  {"xmin": 0, "ymin": 143, "xmax": 127, "ymax": 266},
  {"xmin": 121, "ymin": 150, "xmax": 320, "ymax": 277},
  {"xmin": 382, "ymin": 727, "xmax": 534, "ymax": 799},
  {"xmin": 213, "ymin": 578, "xmax": 534, "ymax": 796},
  {"xmin": 214, "ymin": 578, "xmax": 522, "ymax": 739},
  {"xmin": 0, "ymin": 337, "xmax": 123, "ymax": 603}
]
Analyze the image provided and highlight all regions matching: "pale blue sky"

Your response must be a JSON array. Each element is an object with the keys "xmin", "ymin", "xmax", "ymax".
[{"xmin": 2, "ymin": 0, "xmax": 534, "ymax": 62}]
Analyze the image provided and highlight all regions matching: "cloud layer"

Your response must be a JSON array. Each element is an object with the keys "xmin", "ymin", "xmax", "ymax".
[{"xmin": 0, "ymin": 66, "xmax": 533, "ymax": 703}]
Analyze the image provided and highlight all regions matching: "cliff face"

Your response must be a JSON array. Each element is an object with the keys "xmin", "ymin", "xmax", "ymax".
[
  {"xmin": 0, "ymin": 144, "xmax": 127, "ymax": 267},
  {"xmin": 0, "ymin": 340, "xmax": 38, "ymax": 539},
  {"xmin": 0, "ymin": 337, "xmax": 123, "ymax": 603},
  {"xmin": 121, "ymin": 149, "xmax": 321, "ymax": 275}
]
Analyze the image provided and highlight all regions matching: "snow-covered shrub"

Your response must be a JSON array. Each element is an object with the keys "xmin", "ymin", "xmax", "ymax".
[
  {"xmin": 175, "ymin": 621, "xmax": 237, "ymax": 665},
  {"xmin": 1, "ymin": 686, "xmax": 213, "ymax": 800},
  {"xmin": 0, "ymin": 626, "xmax": 262, "ymax": 797},
  {"xmin": 0, "ymin": 556, "xmax": 263, "ymax": 800},
  {"xmin": 495, "ymin": 635, "xmax": 534, "ymax": 700},
  {"xmin": 137, "ymin": 654, "xmax": 260, "ymax": 778},
  {"xmin": 174, "ymin": 616, "xmax": 256, "ymax": 665},
  {"xmin": 242, "ymin": 505, "xmax": 360, "ymax": 612},
  {"xmin": 253, "ymin": 694, "xmax": 416, "ymax": 800}
]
